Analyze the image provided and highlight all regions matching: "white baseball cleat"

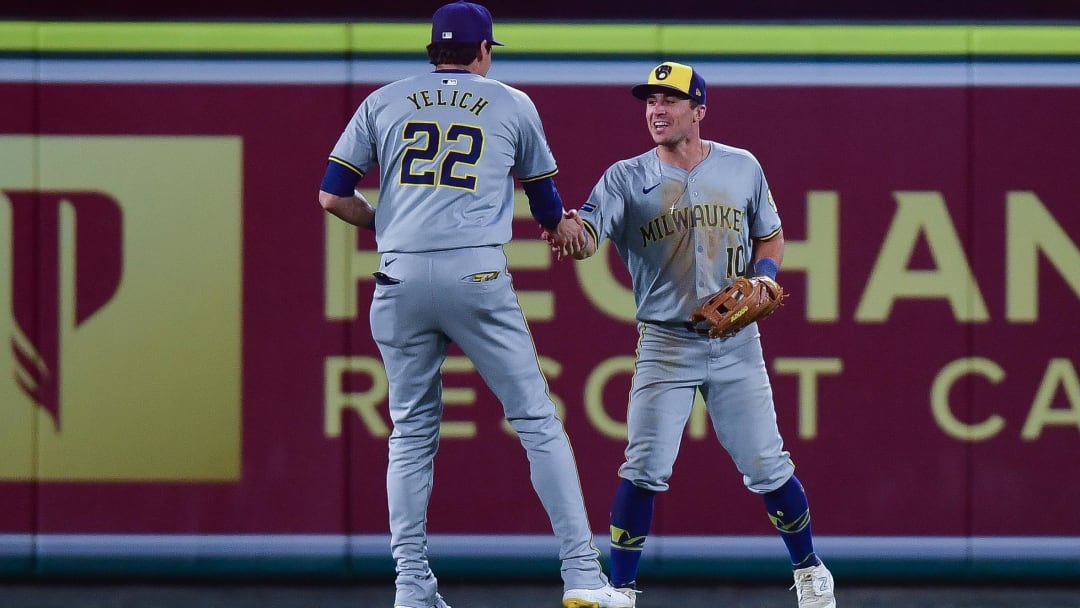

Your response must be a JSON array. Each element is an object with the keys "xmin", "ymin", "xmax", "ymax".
[
  {"xmin": 562, "ymin": 584, "xmax": 637, "ymax": 608},
  {"xmin": 616, "ymin": 587, "xmax": 641, "ymax": 606},
  {"xmin": 791, "ymin": 562, "xmax": 836, "ymax": 608}
]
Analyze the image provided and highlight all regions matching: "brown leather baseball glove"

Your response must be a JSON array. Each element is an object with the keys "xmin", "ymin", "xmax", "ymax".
[{"xmin": 689, "ymin": 276, "xmax": 785, "ymax": 338}]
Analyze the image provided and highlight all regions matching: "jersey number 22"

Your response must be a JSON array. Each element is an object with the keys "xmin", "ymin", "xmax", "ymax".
[{"xmin": 399, "ymin": 121, "xmax": 483, "ymax": 191}]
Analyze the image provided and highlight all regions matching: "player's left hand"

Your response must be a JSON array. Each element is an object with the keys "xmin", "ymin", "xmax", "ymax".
[{"xmin": 689, "ymin": 276, "xmax": 786, "ymax": 338}]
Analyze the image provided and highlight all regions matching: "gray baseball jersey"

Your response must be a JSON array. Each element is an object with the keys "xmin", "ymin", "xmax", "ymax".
[
  {"xmin": 329, "ymin": 70, "xmax": 557, "ymax": 252},
  {"xmin": 334, "ymin": 69, "xmax": 612, "ymax": 599},
  {"xmin": 580, "ymin": 140, "xmax": 793, "ymax": 495},
  {"xmin": 579, "ymin": 141, "xmax": 781, "ymax": 323}
]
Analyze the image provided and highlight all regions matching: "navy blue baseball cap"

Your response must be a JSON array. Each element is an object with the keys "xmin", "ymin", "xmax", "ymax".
[
  {"xmin": 431, "ymin": 1, "xmax": 504, "ymax": 46},
  {"xmin": 632, "ymin": 62, "xmax": 707, "ymax": 105}
]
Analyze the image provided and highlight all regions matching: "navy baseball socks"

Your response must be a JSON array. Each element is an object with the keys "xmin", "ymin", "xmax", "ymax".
[
  {"xmin": 764, "ymin": 476, "xmax": 836, "ymax": 607},
  {"xmin": 763, "ymin": 475, "xmax": 818, "ymax": 567},
  {"xmin": 609, "ymin": 476, "xmax": 834, "ymax": 607},
  {"xmin": 608, "ymin": 479, "xmax": 656, "ymax": 590}
]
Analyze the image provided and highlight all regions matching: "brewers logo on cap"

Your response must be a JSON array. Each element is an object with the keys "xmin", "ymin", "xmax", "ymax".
[{"xmin": 632, "ymin": 61, "xmax": 707, "ymax": 105}]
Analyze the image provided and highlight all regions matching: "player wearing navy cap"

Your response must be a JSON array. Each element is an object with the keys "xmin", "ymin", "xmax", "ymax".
[
  {"xmin": 431, "ymin": 0, "xmax": 503, "ymax": 46},
  {"xmin": 546, "ymin": 61, "xmax": 837, "ymax": 608},
  {"xmin": 318, "ymin": 2, "xmax": 632, "ymax": 608}
]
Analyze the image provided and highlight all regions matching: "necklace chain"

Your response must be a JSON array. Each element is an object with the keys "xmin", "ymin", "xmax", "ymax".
[{"xmin": 661, "ymin": 140, "xmax": 707, "ymax": 215}]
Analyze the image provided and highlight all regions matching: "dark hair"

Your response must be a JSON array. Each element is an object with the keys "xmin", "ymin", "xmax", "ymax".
[{"xmin": 427, "ymin": 41, "xmax": 490, "ymax": 66}]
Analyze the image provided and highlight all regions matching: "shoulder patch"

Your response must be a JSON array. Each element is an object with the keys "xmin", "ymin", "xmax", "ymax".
[
  {"xmin": 580, "ymin": 202, "xmax": 597, "ymax": 213},
  {"xmin": 767, "ymin": 190, "xmax": 778, "ymax": 212}
]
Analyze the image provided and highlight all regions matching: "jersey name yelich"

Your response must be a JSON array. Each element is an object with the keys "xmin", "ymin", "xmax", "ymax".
[{"xmin": 406, "ymin": 89, "xmax": 490, "ymax": 116}]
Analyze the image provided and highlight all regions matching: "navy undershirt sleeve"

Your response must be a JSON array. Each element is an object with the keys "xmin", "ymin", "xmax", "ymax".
[
  {"xmin": 321, "ymin": 161, "xmax": 361, "ymax": 197},
  {"xmin": 522, "ymin": 176, "xmax": 564, "ymax": 230}
]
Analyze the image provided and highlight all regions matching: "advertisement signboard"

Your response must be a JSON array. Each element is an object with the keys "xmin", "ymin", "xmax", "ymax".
[{"xmin": 1, "ymin": 22, "xmax": 1078, "ymax": 579}]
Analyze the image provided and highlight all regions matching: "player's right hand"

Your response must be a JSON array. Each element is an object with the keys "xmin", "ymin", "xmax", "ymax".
[{"xmin": 541, "ymin": 209, "xmax": 586, "ymax": 260}]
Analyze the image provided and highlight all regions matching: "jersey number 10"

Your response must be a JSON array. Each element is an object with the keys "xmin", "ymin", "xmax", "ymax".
[{"xmin": 726, "ymin": 245, "xmax": 748, "ymax": 278}]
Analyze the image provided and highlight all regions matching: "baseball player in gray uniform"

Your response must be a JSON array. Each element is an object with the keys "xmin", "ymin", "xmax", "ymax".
[
  {"xmin": 317, "ymin": 3, "xmax": 633, "ymax": 608},
  {"xmin": 546, "ymin": 62, "xmax": 836, "ymax": 608}
]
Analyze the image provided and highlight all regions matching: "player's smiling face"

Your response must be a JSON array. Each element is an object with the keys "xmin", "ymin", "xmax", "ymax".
[{"xmin": 645, "ymin": 92, "xmax": 699, "ymax": 146}]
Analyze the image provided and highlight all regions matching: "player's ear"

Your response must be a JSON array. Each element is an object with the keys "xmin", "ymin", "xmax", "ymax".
[{"xmin": 479, "ymin": 41, "xmax": 492, "ymax": 61}]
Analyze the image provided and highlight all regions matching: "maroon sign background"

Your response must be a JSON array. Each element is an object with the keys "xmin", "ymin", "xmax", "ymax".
[{"xmin": 1, "ymin": 80, "xmax": 1078, "ymax": 541}]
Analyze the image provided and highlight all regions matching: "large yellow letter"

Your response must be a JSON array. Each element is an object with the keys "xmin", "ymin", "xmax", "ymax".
[
  {"xmin": 781, "ymin": 191, "xmax": 840, "ymax": 321},
  {"xmin": 856, "ymin": 192, "xmax": 988, "ymax": 322},
  {"xmin": 324, "ymin": 188, "xmax": 381, "ymax": 320},
  {"xmin": 1021, "ymin": 358, "xmax": 1080, "ymax": 440},
  {"xmin": 1007, "ymin": 192, "xmax": 1080, "ymax": 322},
  {"xmin": 507, "ymin": 191, "xmax": 555, "ymax": 321},
  {"xmin": 773, "ymin": 357, "xmax": 843, "ymax": 440},
  {"xmin": 584, "ymin": 356, "xmax": 636, "ymax": 439},
  {"xmin": 931, "ymin": 357, "xmax": 1005, "ymax": 441},
  {"xmin": 324, "ymin": 356, "xmax": 390, "ymax": 437},
  {"xmin": 575, "ymin": 242, "xmax": 637, "ymax": 323}
]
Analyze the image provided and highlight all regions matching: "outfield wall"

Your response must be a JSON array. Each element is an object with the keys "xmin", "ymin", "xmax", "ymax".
[{"xmin": 1, "ymin": 21, "xmax": 1079, "ymax": 582}]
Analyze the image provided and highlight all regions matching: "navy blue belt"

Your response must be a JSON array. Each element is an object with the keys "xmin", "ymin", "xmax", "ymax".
[{"xmin": 648, "ymin": 320, "xmax": 701, "ymax": 333}]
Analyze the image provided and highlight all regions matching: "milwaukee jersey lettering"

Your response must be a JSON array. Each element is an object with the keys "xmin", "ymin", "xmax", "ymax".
[{"xmin": 579, "ymin": 141, "xmax": 781, "ymax": 323}]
